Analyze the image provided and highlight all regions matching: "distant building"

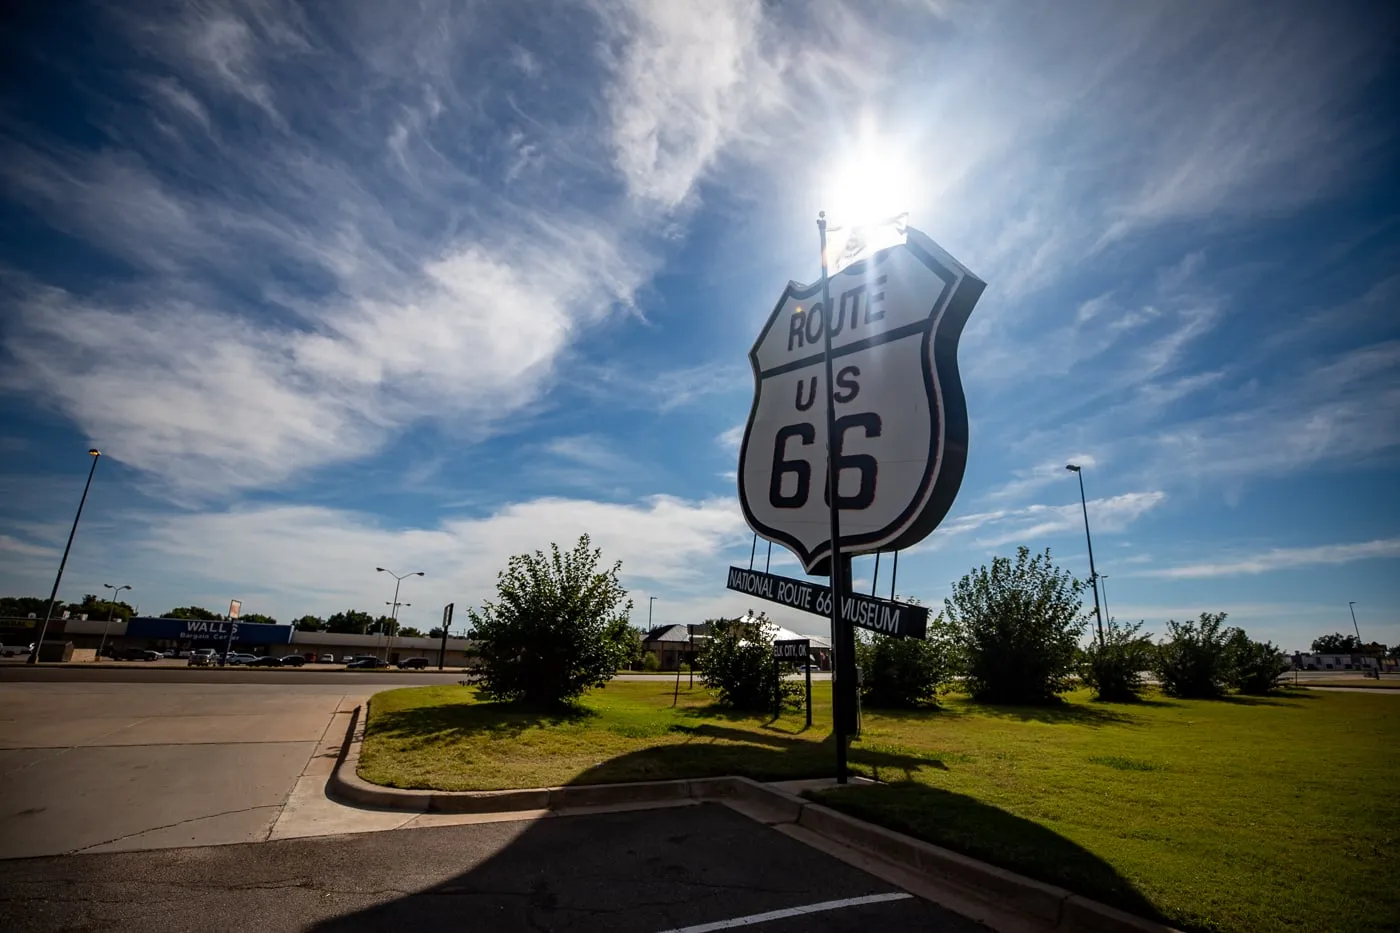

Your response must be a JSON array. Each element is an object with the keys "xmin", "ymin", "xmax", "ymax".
[
  {"xmin": 641, "ymin": 617, "xmax": 832, "ymax": 671},
  {"xmin": 1292, "ymin": 652, "xmax": 1378, "ymax": 672}
]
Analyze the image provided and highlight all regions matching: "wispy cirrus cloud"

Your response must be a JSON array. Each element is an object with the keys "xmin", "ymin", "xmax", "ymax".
[
  {"xmin": 917, "ymin": 491, "xmax": 1167, "ymax": 554},
  {"xmin": 1145, "ymin": 538, "xmax": 1400, "ymax": 579}
]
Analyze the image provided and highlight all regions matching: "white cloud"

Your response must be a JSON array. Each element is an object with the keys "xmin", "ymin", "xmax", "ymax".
[
  {"xmin": 716, "ymin": 424, "xmax": 745, "ymax": 453},
  {"xmin": 5, "ymin": 219, "xmax": 643, "ymax": 495},
  {"xmin": 0, "ymin": 535, "xmax": 58, "ymax": 560},
  {"xmin": 1146, "ymin": 538, "xmax": 1400, "ymax": 580},
  {"xmin": 914, "ymin": 491, "xmax": 1166, "ymax": 554},
  {"xmin": 126, "ymin": 494, "xmax": 749, "ymax": 623},
  {"xmin": 984, "ymin": 454, "xmax": 1099, "ymax": 503},
  {"xmin": 596, "ymin": 0, "xmax": 783, "ymax": 209}
]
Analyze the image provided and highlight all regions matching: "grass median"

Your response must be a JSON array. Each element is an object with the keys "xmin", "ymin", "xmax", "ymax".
[{"xmin": 361, "ymin": 681, "xmax": 1398, "ymax": 933}]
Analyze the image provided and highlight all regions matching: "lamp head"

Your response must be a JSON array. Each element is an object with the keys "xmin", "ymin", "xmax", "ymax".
[
  {"xmin": 89, "ymin": 448, "xmax": 101, "ymax": 457},
  {"xmin": 1066, "ymin": 464, "xmax": 1081, "ymax": 473},
  {"xmin": 375, "ymin": 567, "xmax": 386, "ymax": 573},
  {"xmin": 414, "ymin": 572, "xmax": 425, "ymax": 577}
]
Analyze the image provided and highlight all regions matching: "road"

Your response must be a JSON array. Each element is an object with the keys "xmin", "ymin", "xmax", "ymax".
[
  {"xmin": 0, "ymin": 668, "xmax": 975, "ymax": 933},
  {"xmin": 0, "ymin": 662, "xmax": 831, "ymax": 686}
]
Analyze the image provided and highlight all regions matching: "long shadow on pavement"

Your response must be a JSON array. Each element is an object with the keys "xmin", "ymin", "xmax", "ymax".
[{"xmin": 308, "ymin": 721, "xmax": 1168, "ymax": 932}]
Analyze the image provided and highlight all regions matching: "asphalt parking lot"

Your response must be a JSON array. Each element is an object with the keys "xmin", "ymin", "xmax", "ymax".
[
  {"xmin": 0, "ymin": 802, "xmax": 983, "ymax": 933},
  {"xmin": 0, "ymin": 670, "xmax": 982, "ymax": 932}
]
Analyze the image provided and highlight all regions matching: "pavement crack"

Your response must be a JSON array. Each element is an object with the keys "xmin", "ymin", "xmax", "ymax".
[{"xmin": 66, "ymin": 804, "xmax": 282, "ymax": 855}]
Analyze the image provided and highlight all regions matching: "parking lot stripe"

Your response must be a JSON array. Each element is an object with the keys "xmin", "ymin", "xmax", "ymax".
[{"xmin": 653, "ymin": 892, "xmax": 914, "ymax": 932}]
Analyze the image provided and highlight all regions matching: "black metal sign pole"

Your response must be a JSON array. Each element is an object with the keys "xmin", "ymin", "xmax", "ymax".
[
  {"xmin": 818, "ymin": 212, "xmax": 854, "ymax": 784},
  {"xmin": 805, "ymin": 658, "xmax": 813, "ymax": 728}
]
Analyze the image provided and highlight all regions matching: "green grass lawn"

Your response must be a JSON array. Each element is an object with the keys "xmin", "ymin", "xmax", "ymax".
[{"xmin": 361, "ymin": 681, "xmax": 1399, "ymax": 933}]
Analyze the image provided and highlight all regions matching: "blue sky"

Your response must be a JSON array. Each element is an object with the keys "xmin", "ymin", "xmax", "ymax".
[{"xmin": 1, "ymin": 0, "xmax": 1397, "ymax": 651}]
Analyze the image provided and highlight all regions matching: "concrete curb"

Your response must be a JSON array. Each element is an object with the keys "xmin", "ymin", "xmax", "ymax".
[{"xmin": 331, "ymin": 705, "xmax": 1180, "ymax": 932}]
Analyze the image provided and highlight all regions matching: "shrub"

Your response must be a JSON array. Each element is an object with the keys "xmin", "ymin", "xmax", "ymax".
[
  {"xmin": 1225, "ymin": 629, "xmax": 1291, "ymax": 694},
  {"xmin": 641, "ymin": 650, "xmax": 661, "ymax": 672},
  {"xmin": 1154, "ymin": 611, "xmax": 1232, "ymax": 698},
  {"xmin": 697, "ymin": 616, "xmax": 802, "ymax": 712},
  {"xmin": 942, "ymin": 547, "xmax": 1088, "ymax": 704},
  {"xmin": 856, "ymin": 625, "xmax": 951, "ymax": 709},
  {"xmin": 1081, "ymin": 619, "xmax": 1155, "ymax": 702},
  {"xmin": 466, "ymin": 535, "xmax": 634, "ymax": 706}
]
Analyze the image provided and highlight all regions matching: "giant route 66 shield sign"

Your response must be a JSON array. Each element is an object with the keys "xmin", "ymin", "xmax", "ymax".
[{"xmin": 738, "ymin": 226, "xmax": 985, "ymax": 575}]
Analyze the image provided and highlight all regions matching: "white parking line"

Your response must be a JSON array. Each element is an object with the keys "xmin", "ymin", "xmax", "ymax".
[{"xmin": 654, "ymin": 892, "xmax": 915, "ymax": 932}]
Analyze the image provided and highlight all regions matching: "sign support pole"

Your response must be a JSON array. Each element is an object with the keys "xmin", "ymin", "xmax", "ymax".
[
  {"xmin": 805, "ymin": 658, "xmax": 813, "ymax": 728},
  {"xmin": 818, "ymin": 212, "xmax": 854, "ymax": 784}
]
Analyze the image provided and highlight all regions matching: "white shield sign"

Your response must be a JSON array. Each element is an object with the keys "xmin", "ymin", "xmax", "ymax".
[{"xmin": 738, "ymin": 226, "xmax": 985, "ymax": 575}]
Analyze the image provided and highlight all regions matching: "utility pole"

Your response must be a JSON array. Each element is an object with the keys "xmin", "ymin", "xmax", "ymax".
[
  {"xmin": 31, "ymin": 449, "xmax": 102, "ymax": 664},
  {"xmin": 1066, "ymin": 464, "xmax": 1104, "ymax": 645}
]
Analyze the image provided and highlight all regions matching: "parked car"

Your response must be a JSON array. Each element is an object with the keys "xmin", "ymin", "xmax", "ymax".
[
  {"xmin": 189, "ymin": 649, "xmax": 218, "ymax": 667},
  {"xmin": 123, "ymin": 648, "xmax": 162, "ymax": 661},
  {"xmin": 161, "ymin": 649, "xmax": 176, "ymax": 658},
  {"xmin": 246, "ymin": 655, "xmax": 282, "ymax": 667},
  {"xmin": 346, "ymin": 656, "xmax": 389, "ymax": 669},
  {"xmin": 279, "ymin": 654, "xmax": 306, "ymax": 667},
  {"xmin": 397, "ymin": 657, "xmax": 430, "ymax": 670},
  {"xmin": 0, "ymin": 644, "xmax": 30, "ymax": 657},
  {"xmin": 317, "ymin": 654, "xmax": 334, "ymax": 663},
  {"xmin": 225, "ymin": 652, "xmax": 257, "ymax": 666}
]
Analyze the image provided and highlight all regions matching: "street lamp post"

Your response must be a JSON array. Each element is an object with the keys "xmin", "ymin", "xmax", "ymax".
[
  {"xmin": 376, "ymin": 568, "xmax": 424, "ymax": 662},
  {"xmin": 30, "ymin": 449, "xmax": 102, "ymax": 664},
  {"xmin": 98, "ymin": 583, "xmax": 132, "ymax": 662},
  {"xmin": 648, "ymin": 596, "xmax": 657, "ymax": 634},
  {"xmin": 1099, "ymin": 574, "xmax": 1110, "ymax": 626},
  {"xmin": 1066, "ymin": 464, "xmax": 1105, "ymax": 646}
]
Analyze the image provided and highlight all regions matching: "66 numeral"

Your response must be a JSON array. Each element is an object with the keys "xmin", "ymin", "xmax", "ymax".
[{"xmin": 768, "ymin": 413, "xmax": 882, "ymax": 510}]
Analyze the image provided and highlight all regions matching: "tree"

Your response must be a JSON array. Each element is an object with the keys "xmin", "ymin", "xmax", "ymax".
[
  {"xmin": 1154, "ymin": 611, "xmax": 1233, "ymax": 698},
  {"xmin": 325, "ymin": 610, "xmax": 374, "ymax": 633},
  {"xmin": 72, "ymin": 594, "xmax": 135, "ymax": 622},
  {"xmin": 856, "ymin": 603, "xmax": 950, "ymax": 709},
  {"xmin": 1081, "ymin": 618, "xmax": 1156, "ymax": 702},
  {"xmin": 1311, "ymin": 633, "xmax": 1361, "ymax": 654},
  {"xmin": 240, "ymin": 613, "xmax": 278, "ymax": 625},
  {"xmin": 1224, "ymin": 628, "xmax": 1291, "ymax": 694},
  {"xmin": 0, "ymin": 596, "xmax": 54, "ymax": 618},
  {"xmin": 397, "ymin": 626, "xmax": 424, "ymax": 638},
  {"xmin": 427, "ymin": 626, "xmax": 446, "ymax": 639},
  {"xmin": 293, "ymin": 615, "xmax": 326, "ymax": 632},
  {"xmin": 641, "ymin": 650, "xmax": 661, "ymax": 672},
  {"xmin": 623, "ymin": 627, "xmax": 645, "ymax": 670},
  {"xmin": 467, "ymin": 535, "xmax": 634, "ymax": 706},
  {"xmin": 164, "ymin": 606, "xmax": 221, "ymax": 621},
  {"xmin": 697, "ymin": 615, "xmax": 801, "ymax": 712},
  {"xmin": 942, "ymin": 547, "xmax": 1088, "ymax": 704}
]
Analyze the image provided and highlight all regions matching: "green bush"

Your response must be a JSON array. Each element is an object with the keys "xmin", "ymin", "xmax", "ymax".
[
  {"xmin": 466, "ymin": 535, "xmax": 634, "ymax": 706},
  {"xmin": 1225, "ymin": 629, "xmax": 1291, "ymax": 694},
  {"xmin": 1081, "ymin": 619, "xmax": 1155, "ymax": 702},
  {"xmin": 942, "ymin": 547, "xmax": 1088, "ymax": 705},
  {"xmin": 856, "ymin": 626, "xmax": 950, "ymax": 709},
  {"xmin": 1154, "ymin": 611, "xmax": 1232, "ymax": 698},
  {"xmin": 697, "ymin": 616, "xmax": 802, "ymax": 712},
  {"xmin": 641, "ymin": 650, "xmax": 661, "ymax": 672}
]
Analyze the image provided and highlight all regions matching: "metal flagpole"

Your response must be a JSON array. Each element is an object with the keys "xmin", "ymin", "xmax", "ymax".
[
  {"xmin": 890, "ymin": 550, "xmax": 899, "ymax": 601},
  {"xmin": 765, "ymin": 540, "xmax": 772, "ymax": 573},
  {"xmin": 818, "ymin": 212, "xmax": 854, "ymax": 784},
  {"xmin": 871, "ymin": 552, "xmax": 881, "ymax": 597}
]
